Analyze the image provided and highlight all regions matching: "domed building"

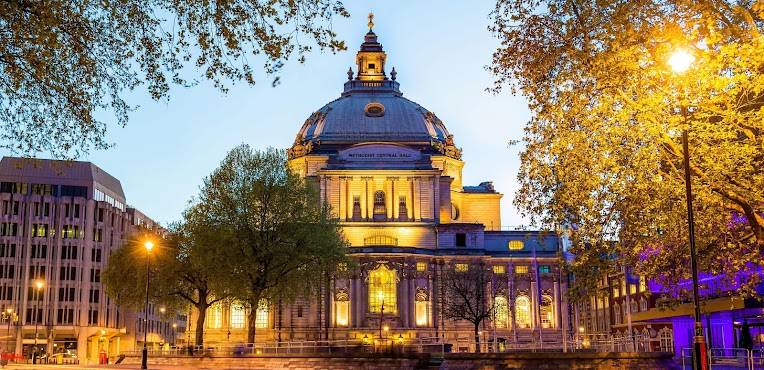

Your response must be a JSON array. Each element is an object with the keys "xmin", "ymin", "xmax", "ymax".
[{"xmin": 198, "ymin": 19, "xmax": 568, "ymax": 350}]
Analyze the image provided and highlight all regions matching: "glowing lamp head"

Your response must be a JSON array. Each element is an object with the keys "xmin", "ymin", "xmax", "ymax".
[
  {"xmin": 383, "ymin": 325, "xmax": 389, "ymax": 332},
  {"xmin": 159, "ymin": 307, "xmax": 166, "ymax": 314},
  {"xmin": 578, "ymin": 326, "xmax": 585, "ymax": 333},
  {"xmin": 397, "ymin": 334, "xmax": 404, "ymax": 344},
  {"xmin": 5, "ymin": 308, "xmax": 12, "ymax": 314},
  {"xmin": 668, "ymin": 49, "xmax": 694, "ymax": 74},
  {"xmin": 172, "ymin": 323, "xmax": 177, "ymax": 328},
  {"xmin": 100, "ymin": 329, "xmax": 106, "ymax": 335},
  {"xmin": 35, "ymin": 280, "xmax": 44, "ymax": 290},
  {"xmin": 144, "ymin": 240, "xmax": 155, "ymax": 252}
]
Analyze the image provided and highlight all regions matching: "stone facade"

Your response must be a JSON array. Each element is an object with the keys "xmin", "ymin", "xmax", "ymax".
[{"xmin": 189, "ymin": 24, "xmax": 568, "ymax": 349}]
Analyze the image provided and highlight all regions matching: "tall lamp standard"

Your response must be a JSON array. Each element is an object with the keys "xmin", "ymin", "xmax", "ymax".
[
  {"xmin": 668, "ymin": 49, "xmax": 708, "ymax": 370},
  {"xmin": 377, "ymin": 291, "xmax": 385, "ymax": 347},
  {"xmin": 32, "ymin": 280, "xmax": 44, "ymax": 364},
  {"xmin": 141, "ymin": 240, "xmax": 155, "ymax": 370},
  {"xmin": 4, "ymin": 308, "xmax": 15, "ymax": 354}
]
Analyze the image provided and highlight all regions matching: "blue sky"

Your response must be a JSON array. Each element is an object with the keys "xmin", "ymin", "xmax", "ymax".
[{"xmin": 3, "ymin": 1, "xmax": 533, "ymax": 227}]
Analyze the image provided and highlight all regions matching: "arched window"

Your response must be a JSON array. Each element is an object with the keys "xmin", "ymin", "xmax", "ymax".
[
  {"xmin": 255, "ymin": 300, "xmax": 269, "ymax": 328},
  {"xmin": 494, "ymin": 296, "xmax": 509, "ymax": 329},
  {"xmin": 230, "ymin": 302, "xmax": 245, "ymax": 329},
  {"xmin": 540, "ymin": 295, "xmax": 554, "ymax": 328},
  {"xmin": 373, "ymin": 191, "xmax": 386, "ymax": 219},
  {"xmin": 515, "ymin": 295, "xmax": 531, "ymax": 328},
  {"xmin": 335, "ymin": 289, "xmax": 349, "ymax": 327},
  {"xmin": 640, "ymin": 298, "xmax": 648, "ymax": 312},
  {"xmin": 415, "ymin": 289, "xmax": 429, "ymax": 327},
  {"xmin": 659, "ymin": 328, "xmax": 674, "ymax": 352},
  {"xmin": 614, "ymin": 303, "xmax": 621, "ymax": 325},
  {"xmin": 631, "ymin": 300, "xmax": 639, "ymax": 313},
  {"xmin": 207, "ymin": 303, "xmax": 223, "ymax": 329},
  {"xmin": 369, "ymin": 264, "xmax": 397, "ymax": 313}
]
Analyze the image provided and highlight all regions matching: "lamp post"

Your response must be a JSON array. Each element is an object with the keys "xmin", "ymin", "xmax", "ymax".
[
  {"xmin": 32, "ymin": 280, "xmax": 44, "ymax": 364},
  {"xmin": 141, "ymin": 240, "xmax": 154, "ymax": 370},
  {"xmin": 377, "ymin": 291, "xmax": 385, "ymax": 342},
  {"xmin": 4, "ymin": 308, "xmax": 14, "ymax": 354},
  {"xmin": 668, "ymin": 49, "xmax": 708, "ymax": 370}
]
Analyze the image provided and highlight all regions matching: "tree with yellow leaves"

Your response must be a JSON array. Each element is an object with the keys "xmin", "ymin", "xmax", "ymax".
[{"xmin": 490, "ymin": 0, "xmax": 764, "ymax": 298}]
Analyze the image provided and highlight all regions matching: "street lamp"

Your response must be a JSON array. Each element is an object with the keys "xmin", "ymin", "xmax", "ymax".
[
  {"xmin": 32, "ymin": 280, "xmax": 44, "ymax": 364},
  {"xmin": 4, "ymin": 308, "xmax": 15, "ymax": 354},
  {"xmin": 668, "ymin": 48, "xmax": 707, "ymax": 370},
  {"xmin": 141, "ymin": 240, "xmax": 154, "ymax": 370}
]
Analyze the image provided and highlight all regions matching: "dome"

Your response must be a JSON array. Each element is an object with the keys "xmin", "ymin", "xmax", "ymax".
[
  {"xmin": 288, "ymin": 24, "xmax": 461, "ymax": 160},
  {"xmin": 296, "ymin": 91, "xmax": 451, "ymax": 144}
]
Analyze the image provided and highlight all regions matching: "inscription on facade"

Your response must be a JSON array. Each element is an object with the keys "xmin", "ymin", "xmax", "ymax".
[{"xmin": 339, "ymin": 144, "xmax": 421, "ymax": 162}]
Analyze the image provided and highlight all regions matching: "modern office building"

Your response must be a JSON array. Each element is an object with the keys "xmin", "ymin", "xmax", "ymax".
[
  {"xmin": 0, "ymin": 157, "xmax": 185, "ymax": 363},
  {"xmin": 189, "ymin": 22, "xmax": 568, "ymax": 349}
]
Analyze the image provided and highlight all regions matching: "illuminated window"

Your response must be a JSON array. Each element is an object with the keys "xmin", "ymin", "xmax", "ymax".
[
  {"xmin": 230, "ymin": 302, "xmax": 245, "ymax": 329},
  {"xmin": 415, "ymin": 289, "xmax": 429, "ymax": 327},
  {"xmin": 454, "ymin": 263, "xmax": 468, "ymax": 272},
  {"xmin": 614, "ymin": 303, "xmax": 621, "ymax": 325},
  {"xmin": 508, "ymin": 240, "xmax": 524, "ymax": 250},
  {"xmin": 659, "ymin": 328, "xmax": 674, "ymax": 352},
  {"xmin": 373, "ymin": 191, "xmax": 386, "ymax": 219},
  {"xmin": 368, "ymin": 264, "xmax": 397, "ymax": 313},
  {"xmin": 515, "ymin": 265, "xmax": 529, "ymax": 274},
  {"xmin": 515, "ymin": 295, "xmax": 531, "ymax": 328},
  {"xmin": 255, "ymin": 300, "xmax": 269, "ymax": 328},
  {"xmin": 416, "ymin": 262, "xmax": 427, "ymax": 272},
  {"xmin": 630, "ymin": 283, "xmax": 637, "ymax": 295},
  {"xmin": 613, "ymin": 285, "xmax": 620, "ymax": 298},
  {"xmin": 492, "ymin": 265, "xmax": 506, "ymax": 274},
  {"xmin": 208, "ymin": 303, "xmax": 222, "ymax": 329},
  {"xmin": 335, "ymin": 290, "xmax": 349, "ymax": 327},
  {"xmin": 639, "ymin": 277, "xmax": 647, "ymax": 292},
  {"xmin": 538, "ymin": 265, "xmax": 551, "ymax": 274},
  {"xmin": 540, "ymin": 295, "xmax": 554, "ymax": 328},
  {"xmin": 494, "ymin": 296, "xmax": 509, "ymax": 328}
]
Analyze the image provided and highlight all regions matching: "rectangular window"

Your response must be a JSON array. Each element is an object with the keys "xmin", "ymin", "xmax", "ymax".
[
  {"xmin": 416, "ymin": 262, "xmax": 427, "ymax": 272},
  {"xmin": 538, "ymin": 265, "xmax": 551, "ymax": 274},
  {"xmin": 515, "ymin": 265, "xmax": 529, "ymax": 274},
  {"xmin": 255, "ymin": 301, "xmax": 269, "ymax": 328},
  {"xmin": 454, "ymin": 263, "xmax": 468, "ymax": 272},
  {"xmin": 492, "ymin": 265, "xmax": 506, "ymax": 274},
  {"xmin": 455, "ymin": 233, "xmax": 466, "ymax": 247},
  {"xmin": 639, "ymin": 277, "xmax": 647, "ymax": 292},
  {"xmin": 415, "ymin": 300, "xmax": 429, "ymax": 327},
  {"xmin": 335, "ymin": 300, "xmax": 349, "ymax": 327},
  {"xmin": 230, "ymin": 303, "xmax": 245, "ymax": 329},
  {"xmin": 508, "ymin": 240, "xmax": 525, "ymax": 250}
]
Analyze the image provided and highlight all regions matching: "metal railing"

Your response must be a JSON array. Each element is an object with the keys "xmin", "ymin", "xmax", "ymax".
[
  {"xmin": 681, "ymin": 347, "xmax": 764, "ymax": 370},
  {"xmin": 120, "ymin": 334, "xmax": 663, "ymax": 358}
]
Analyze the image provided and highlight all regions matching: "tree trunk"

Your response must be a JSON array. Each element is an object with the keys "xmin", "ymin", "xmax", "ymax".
[
  {"xmin": 247, "ymin": 307, "xmax": 257, "ymax": 344},
  {"xmin": 474, "ymin": 324, "xmax": 481, "ymax": 353},
  {"xmin": 195, "ymin": 303, "xmax": 208, "ymax": 346}
]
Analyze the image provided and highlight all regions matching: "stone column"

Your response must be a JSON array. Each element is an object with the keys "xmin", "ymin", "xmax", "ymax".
[
  {"xmin": 391, "ymin": 178, "xmax": 399, "ymax": 220},
  {"xmin": 361, "ymin": 177, "xmax": 370, "ymax": 220},
  {"xmin": 530, "ymin": 280, "xmax": 539, "ymax": 329},
  {"xmin": 401, "ymin": 268, "xmax": 409, "ymax": 328},
  {"xmin": 412, "ymin": 177, "xmax": 421, "ymax": 221},
  {"xmin": 385, "ymin": 178, "xmax": 394, "ymax": 219},
  {"xmin": 408, "ymin": 276, "xmax": 416, "ymax": 328},
  {"xmin": 338, "ymin": 177, "xmax": 347, "ymax": 221}
]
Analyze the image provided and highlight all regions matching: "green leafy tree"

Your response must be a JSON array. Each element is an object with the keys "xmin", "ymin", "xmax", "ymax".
[
  {"xmin": 489, "ymin": 0, "xmax": 764, "ymax": 299},
  {"xmin": 0, "ymin": 1, "xmax": 348, "ymax": 158},
  {"xmin": 189, "ymin": 144, "xmax": 348, "ymax": 343},
  {"xmin": 103, "ymin": 224, "xmax": 228, "ymax": 346}
]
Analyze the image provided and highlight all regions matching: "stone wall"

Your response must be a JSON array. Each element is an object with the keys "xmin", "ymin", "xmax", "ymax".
[{"xmin": 121, "ymin": 352, "xmax": 679, "ymax": 370}]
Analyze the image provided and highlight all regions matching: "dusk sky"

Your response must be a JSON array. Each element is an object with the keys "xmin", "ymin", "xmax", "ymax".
[{"xmin": 2, "ymin": 1, "xmax": 533, "ymax": 227}]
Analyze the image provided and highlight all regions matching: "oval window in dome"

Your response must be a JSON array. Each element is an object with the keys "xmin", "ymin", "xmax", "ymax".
[
  {"xmin": 364, "ymin": 102, "xmax": 385, "ymax": 117},
  {"xmin": 451, "ymin": 203, "xmax": 460, "ymax": 220}
]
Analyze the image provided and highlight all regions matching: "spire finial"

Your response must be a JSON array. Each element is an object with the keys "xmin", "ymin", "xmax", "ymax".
[{"xmin": 367, "ymin": 12, "xmax": 374, "ymax": 31}]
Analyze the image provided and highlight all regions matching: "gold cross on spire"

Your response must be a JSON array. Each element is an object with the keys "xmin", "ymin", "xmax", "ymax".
[{"xmin": 367, "ymin": 12, "xmax": 374, "ymax": 31}]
